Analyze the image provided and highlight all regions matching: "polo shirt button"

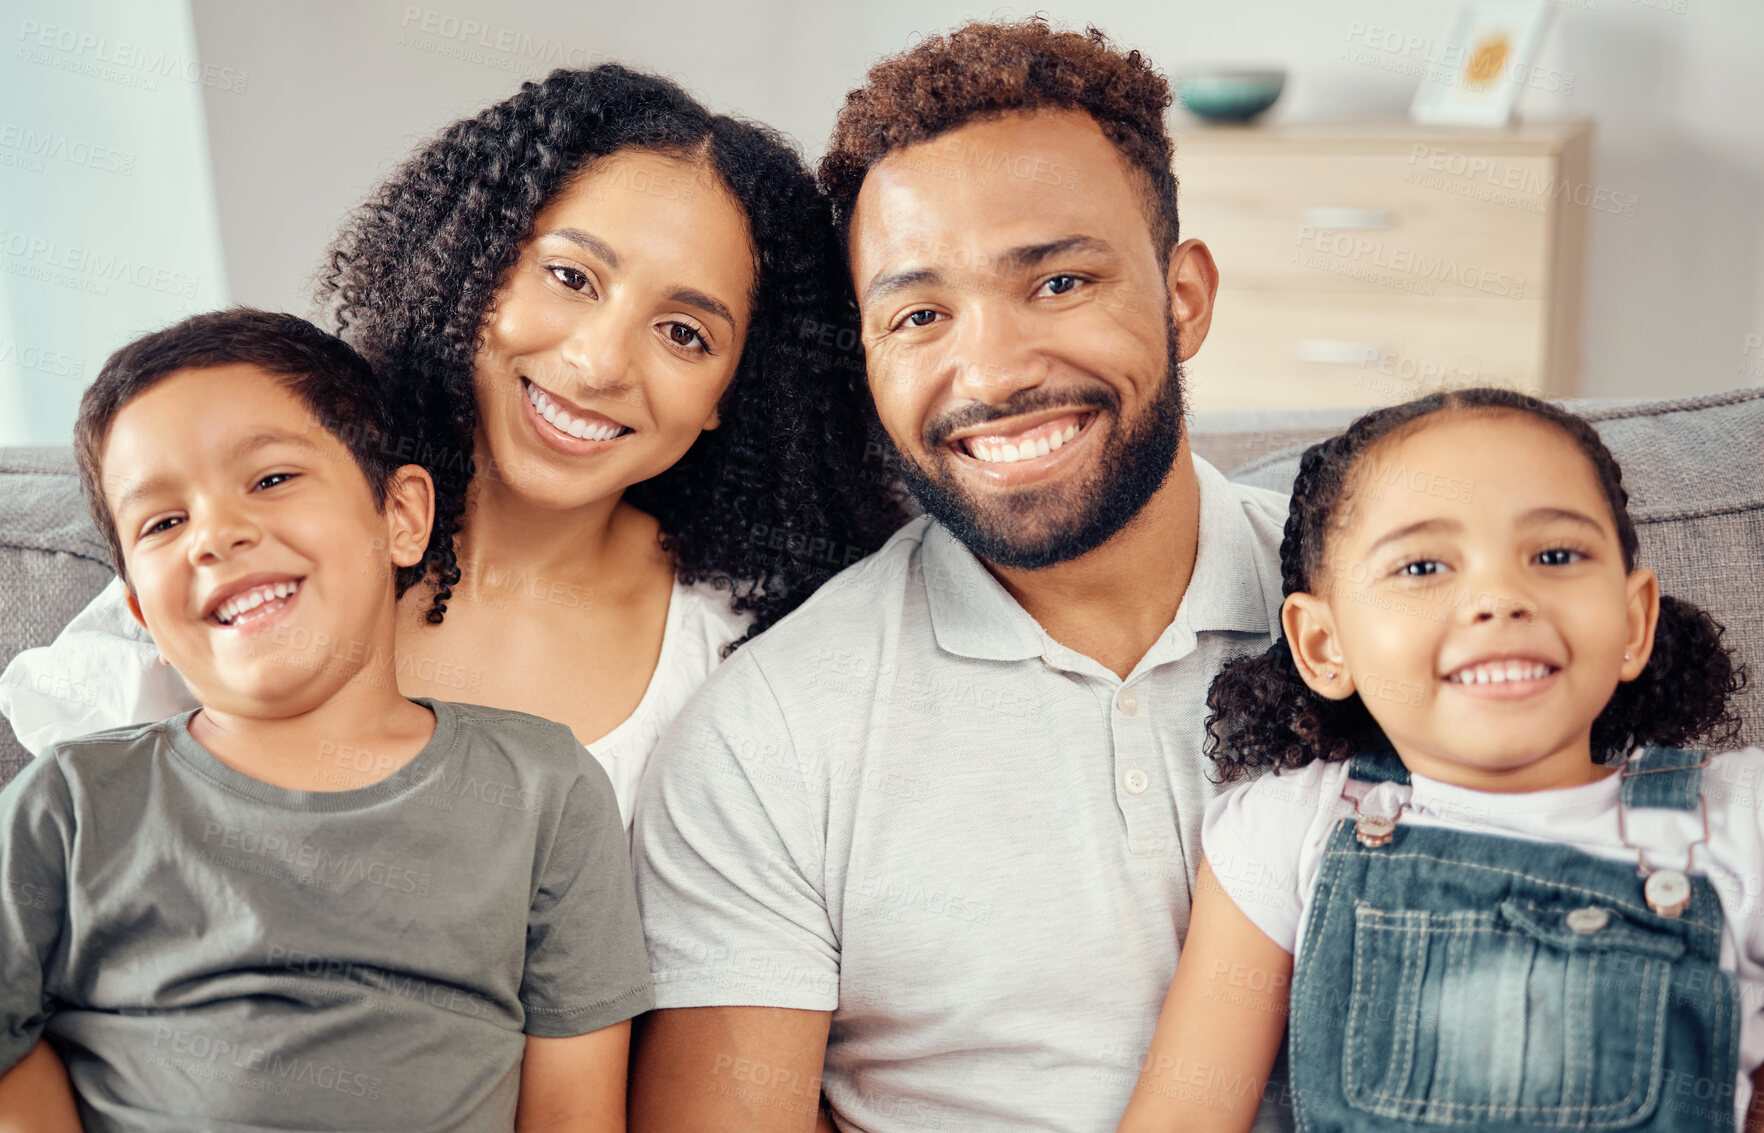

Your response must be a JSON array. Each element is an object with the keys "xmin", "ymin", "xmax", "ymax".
[
  {"xmin": 1122, "ymin": 768, "xmax": 1148, "ymax": 795},
  {"xmin": 1116, "ymin": 688, "xmax": 1140, "ymax": 716}
]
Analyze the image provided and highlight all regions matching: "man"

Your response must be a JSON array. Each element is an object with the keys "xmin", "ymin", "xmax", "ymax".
[{"xmin": 630, "ymin": 20, "xmax": 1293, "ymax": 1132}]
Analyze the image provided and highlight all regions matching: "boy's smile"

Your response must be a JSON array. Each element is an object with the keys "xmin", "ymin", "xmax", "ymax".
[{"xmin": 102, "ymin": 364, "xmax": 424, "ymax": 719}]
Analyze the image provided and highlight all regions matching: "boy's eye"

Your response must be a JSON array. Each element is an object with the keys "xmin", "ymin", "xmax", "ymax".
[
  {"xmin": 1536, "ymin": 548, "xmax": 1583, "ymax": 566},
  {"xmin": 143, "ymin": 516, "xmax": 183, "ymax": 537},
  {"xmin": 255, "ymin": 473, "xmax": 295, "ymax": 491},
  {"xmin": 1397, "ymin": 559, "xmax": 1446, "ymax": 577}
]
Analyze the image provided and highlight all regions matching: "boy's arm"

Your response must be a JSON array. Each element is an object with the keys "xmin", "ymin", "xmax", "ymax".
[
  {"xmin": 516, "ymin": 1022, "xmax": 631, "ymax": 1132},
  {"xmin": 1745, "ymin": 1063, "xmax": 1764, "ymax": 1132},
  {"xmin": 0, "ymin": 1040, "xmax": 80, "ymax": 1133},
  {"xmin": 1115, "ymin": 858, "xmax": 1292, "ymax": 1133}
]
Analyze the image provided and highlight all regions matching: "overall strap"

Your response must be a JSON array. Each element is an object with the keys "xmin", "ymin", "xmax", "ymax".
[
  {"xmin": 1619, "ymin": 746, "xmax": 1707, "ymax": 812},
  {"xmin": 1346, "ymin": 751, "xmax": 1410, "ymax": 786}
]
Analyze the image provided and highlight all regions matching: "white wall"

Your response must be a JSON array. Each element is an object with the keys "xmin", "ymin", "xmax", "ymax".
[
  {"xmin": 174, "ymin": 0, "xmax": 1764, "ymax": 401},
  {"xmin": 0, "ymin": 0, "xmax": 229, "ymax": 445}
]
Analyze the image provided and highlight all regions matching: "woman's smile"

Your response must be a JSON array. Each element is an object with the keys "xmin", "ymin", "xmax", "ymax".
[{"xmin": 520, "ymin": 376, "xmax": 632, "ymax": 454}]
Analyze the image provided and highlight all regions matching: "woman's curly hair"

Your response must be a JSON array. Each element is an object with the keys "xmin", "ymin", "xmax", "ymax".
[
  {"xmin": 1206, "ymin": 387, "xmax": 1747, "ymax": 782},
  {"xmin": 318, "ymin": 64, "xmax": 905, "ymax": 639}
]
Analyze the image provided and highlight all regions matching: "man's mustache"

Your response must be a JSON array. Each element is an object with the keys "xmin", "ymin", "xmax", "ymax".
[{"xmin": 923, "ymin": 386, "xmax": 1117, "ymax": 449}]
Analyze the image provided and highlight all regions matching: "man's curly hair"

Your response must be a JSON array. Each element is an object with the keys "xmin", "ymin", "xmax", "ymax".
[
  {"xmin": 318, "ymin": 65, "xmax": 905, "ymax": 642},
  {"xmin": 819, "ymin": 18, "xmax": 1179, "ymax": 256},
  {"xmin": 1204, "ymin": 388, "xmax": 1747, "ymax": 782}
]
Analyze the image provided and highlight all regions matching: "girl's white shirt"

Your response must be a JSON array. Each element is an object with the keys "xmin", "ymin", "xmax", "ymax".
[
  {"xmin": 0, "ymin": 576, "xmax": 752, "ymax": 828},
  {"xmin": 1203, "ymin": 751, "xmax": 1764, "ymax": 1126}
]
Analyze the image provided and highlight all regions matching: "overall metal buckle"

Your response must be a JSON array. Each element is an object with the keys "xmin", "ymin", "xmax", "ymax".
[
  {"xmin": 1350, "ymin": 794, "xmax": 1406, "ymax": 848},
  {"xmin": 1616, "ymin": 752, "xmax": 1710, "ymax": 919}
]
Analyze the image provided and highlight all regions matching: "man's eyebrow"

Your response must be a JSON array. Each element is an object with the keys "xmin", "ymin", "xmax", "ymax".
[
  {"xmin": 669, "ymin": 287, "xmax": 736, "ymax": 329},
  {"xmin": 998, "ymin": 234, "xmax": 1114, "ymax": 273},
  {"xmin": 1520, "ymin": 506, "xmax": 1608, "ymax": 533},
  {"xmin": 1367, "ymin": 517, "xmax": 1459, "ymax": 554},
  {"xmin": 861, "ymin": 267, "xmax": 943, "ymax": 308},
  {"xmin": 542, "ymin": 227, "xmax": 619, "ymax": 267}
]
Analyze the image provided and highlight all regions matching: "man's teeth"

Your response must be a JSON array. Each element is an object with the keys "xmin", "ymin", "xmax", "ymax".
[
  {"xmin": 525, "ymin": 379, "xmax": 625, "ymax": 442},
  {"xmin": 1447, "ymin": 661, "xmax": 1553, "ymax": 685},
  {"xmin": 967, "ymin": 422, "xmax": 1082, "ymax": 464},
  {"xmin": 215, "ymin": 580, "xmax": 300, "ymax": 625}
]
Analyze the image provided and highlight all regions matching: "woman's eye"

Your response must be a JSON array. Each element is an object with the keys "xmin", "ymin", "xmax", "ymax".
[
  {"xmin": 1039, "ymin": 274, "xmax": 1083, "ymax": 297},
  {"xmin": 665, "ymin": 322, "xmax": 707, "ymax": 352},
  {"xmin": 1397, "ymin": 559, "xmax": 1446, "ymax": 577},
  {"xmin": 255, "ymin": 473, "xmax": 295, "ymax": 491},
  {"xmin": 1536, "ymin": 548, "xmax": 1583, "ymax": 566},
  {"xmin": 547, "ymin": 265, "xmax": 591, "ymax": 293}
]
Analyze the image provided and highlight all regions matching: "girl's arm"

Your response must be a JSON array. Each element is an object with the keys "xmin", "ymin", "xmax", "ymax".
[
  {"xmin": 0, "ymin": 1039, "xmax": 81, "ymax": 1133},
  {"xmin": 516, "ymin": 1022, "xmax": 631, "ymax": 1132},
  {"xmin": 1116, "ymin": 857, "xmax": 1292, "ymax": 1133}
]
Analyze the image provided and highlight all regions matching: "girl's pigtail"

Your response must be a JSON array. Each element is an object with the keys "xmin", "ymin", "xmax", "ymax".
[
  {"xmin": 1204, "ymin": 643, "xmax": 1384, "ymax": 783},
  {"xmin": 1593, "ymin": 595, "xmax": 1747, "ymax": 758}
]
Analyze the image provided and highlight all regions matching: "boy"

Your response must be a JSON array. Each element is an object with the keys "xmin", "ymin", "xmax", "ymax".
[{"xmin": 0, "ymin": 310, "xmax": 650, "ymax": 1131}]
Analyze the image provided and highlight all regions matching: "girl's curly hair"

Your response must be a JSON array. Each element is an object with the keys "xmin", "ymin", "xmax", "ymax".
[
  {"xmin": 318, "ymin": 64, "xmax": 905, "ymax": 639},
  {"xmin": 1206, "ymin": 387, "xmax": 1746, "ymax": 782}
]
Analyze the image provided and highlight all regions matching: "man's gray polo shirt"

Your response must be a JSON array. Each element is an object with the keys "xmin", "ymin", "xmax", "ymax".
[{"xmin": 633, "ymin": 456, "xmax": 1291, "ymax": 1132}]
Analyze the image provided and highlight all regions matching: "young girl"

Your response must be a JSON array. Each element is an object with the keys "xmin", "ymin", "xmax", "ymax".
[{"xmin": 1117, "ymin": 388, "xmax": 1762, "ymax": 1133}]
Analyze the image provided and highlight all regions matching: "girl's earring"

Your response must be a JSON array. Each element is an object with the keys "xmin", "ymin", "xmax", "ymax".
[
  {"xmin": 1327, "ymin": 670, "xmax": 1337, "ymax": 680},
  {"xmin": 1624, "ymin": 652, "xmax": 1633, "ymax": 662}
]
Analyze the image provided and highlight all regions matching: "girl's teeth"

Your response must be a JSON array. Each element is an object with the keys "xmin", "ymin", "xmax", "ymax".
[{"xmin": 1452, "ymin": 662, "xmax": 1550, "ymax": 684}]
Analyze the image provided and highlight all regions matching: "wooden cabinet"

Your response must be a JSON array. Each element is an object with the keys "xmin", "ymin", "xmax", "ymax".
[{"xmin": 1173, "ymin": 121, "xmax": 1592, "ymax": 411}]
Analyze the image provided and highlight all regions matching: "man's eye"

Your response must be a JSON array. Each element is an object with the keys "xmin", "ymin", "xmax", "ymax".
[
  {"xmin": 1537, "ymin": 548, "xmax": 1583, "ymax": 566},
  {"xmin": 1040, "ymin": 274, "xmax": 1083, "ymax": 297},
  {"xmin": 901, "ymin": 309, "xmax": 939, "ymax": 329},
  {"xmin": 255, "ymin": 473, "xmax": 295, "ymax": 491},
  {"xmin": 548, "ymin": 265, "xmax": 590, "ymax": 292},
  {"xmin": 1398, "ymin": 560, "xmax": 1445, "ymax": 577}
]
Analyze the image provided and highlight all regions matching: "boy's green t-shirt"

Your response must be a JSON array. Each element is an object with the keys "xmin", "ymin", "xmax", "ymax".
[{"xmin": 0, "ymin": 697, "xmax": 652, "ymax": 1132}]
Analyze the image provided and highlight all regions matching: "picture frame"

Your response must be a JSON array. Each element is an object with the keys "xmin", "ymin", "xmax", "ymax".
[{"xmin": 1410, "ymin": 0, "xmax": 1556, "ymax": 128}]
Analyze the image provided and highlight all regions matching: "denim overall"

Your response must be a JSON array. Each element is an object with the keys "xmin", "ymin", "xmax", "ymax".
[{"xmin": 1288, "ymin": 747, "xmax": 1741, "ymax": 1132}]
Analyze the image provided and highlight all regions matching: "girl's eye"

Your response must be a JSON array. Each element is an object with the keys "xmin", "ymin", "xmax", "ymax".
[
  {"xmin": 547, "ymin": 265, "xmax": 592, "ymax": 293},
  {"xmin": 255, "ymin": 473, "xmax": 295, "ymax": 491},
  {"xmin": 1039, "ymin": 274, "xmax": 1083, "ymax": 297},
  {"xmin": 665, "ymin": 322, "xmax": 708, "ymax": 352},
  {"xmin": 1397, "ymin": 559, "xmax": 1446, "ymax": 577},
  {"xmin": 1536, "ymin": 548, "xmax": 1584, "ymax": 566}
]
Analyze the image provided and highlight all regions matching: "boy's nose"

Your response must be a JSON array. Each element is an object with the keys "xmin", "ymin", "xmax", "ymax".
[{"xmin": 188, "ymin": 511, "xmax": 260, "ymax": 564}]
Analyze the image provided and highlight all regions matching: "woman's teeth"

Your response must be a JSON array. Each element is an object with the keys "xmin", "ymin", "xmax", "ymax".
[
  {"xmin": 525, "ymin": 379, "xmax": 627, "ymax": 442},
  {"xmin": 966, "ymin": 421, "xmax": 1082, "ymax": 465},
  {"xmin": 1447, "ymin": 661, "xmax": 1554, "ymax": 685},
  {"xmin": 215, "ymin": 580, "xmax": 300, "ymax": 626}
]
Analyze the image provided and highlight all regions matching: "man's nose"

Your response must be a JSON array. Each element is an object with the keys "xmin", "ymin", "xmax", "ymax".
[{"xmin": 947, "ymin": 304, "xmax": 1047, "ymax": 404}]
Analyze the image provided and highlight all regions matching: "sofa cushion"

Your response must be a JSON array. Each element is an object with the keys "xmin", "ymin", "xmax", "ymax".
[
  {"xmin": 0, "ymin": 447, "xmax": 114, "ymax": 785},
  {"xmin": 1221, "ymin": 388, "xmax": 1764, "ymax": 749}
]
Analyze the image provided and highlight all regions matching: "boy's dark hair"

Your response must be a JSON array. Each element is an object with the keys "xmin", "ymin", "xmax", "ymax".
[
  {"xmin": 320, "ymin": 64, "xmax": 906, "ymax": 647},
  {"xmin": 818, "ymin": 18, "xmax": 1180, "ymax": 258},
  {"xmin": 1206, "ymin": 387, "xmax": 1746, "ymax": 782},
  {"xmin": 74, "ymin": 308, "xmax": 451, "ymax": 616}
]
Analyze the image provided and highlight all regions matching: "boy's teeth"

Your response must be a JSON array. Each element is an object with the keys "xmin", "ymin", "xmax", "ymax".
[
  {"xmin": 525, "ymin": 379, "xmax": 625, "ymax": 442},
  {"xmin": 1449, "ymin": 661, "xmax": 1552, "ymax": 684},
  {"xmin": 966, "ymin": 420, "xmax": 1082, "ymax": 464},
  {"xmin": 215, "ymin": 580, "xmax": 299, "ymax": 625}
]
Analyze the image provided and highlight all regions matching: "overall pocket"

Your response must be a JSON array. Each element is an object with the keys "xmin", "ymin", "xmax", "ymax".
[{"xmin": 1342, "ymin": 898, "xmax": 1679, "ymax": 1128}]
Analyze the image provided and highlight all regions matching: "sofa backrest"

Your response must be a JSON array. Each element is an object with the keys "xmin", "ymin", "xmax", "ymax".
[{"xmin": 3, "ymin": 386, "xmax": 1761, "ymax": 787}]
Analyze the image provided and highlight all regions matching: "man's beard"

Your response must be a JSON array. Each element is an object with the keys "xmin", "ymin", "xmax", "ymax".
[{"xmin": 893, "ymin": 320, "xmax": 1187, "ymax": 571}]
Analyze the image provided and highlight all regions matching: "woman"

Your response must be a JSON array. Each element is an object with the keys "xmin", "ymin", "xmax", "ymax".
[{"xmin": 0, "ymin": 65, "xmax": 904, "ymax": 821}]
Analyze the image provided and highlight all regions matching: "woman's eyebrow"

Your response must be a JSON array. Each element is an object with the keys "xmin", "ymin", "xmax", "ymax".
[
  {"xmin": 544, "ymin": 227, "xmax": 619, "ymax": 267},
  {"xmin": 669, "ymin": 287, "xmax": 735, "ymax": 329}
]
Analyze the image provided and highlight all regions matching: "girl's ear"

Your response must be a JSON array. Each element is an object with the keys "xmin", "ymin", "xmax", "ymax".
[
  {"xmin": 1620, "ymin": 567, "xmax": 1661, "ymax": 682},
  {"xmin": 1282, "ymin": 591, "xmax": 1354, "ymax": 700},
  {"xmin": 384, "ymin": 465, "xmax": 435, "ymax": 570}
]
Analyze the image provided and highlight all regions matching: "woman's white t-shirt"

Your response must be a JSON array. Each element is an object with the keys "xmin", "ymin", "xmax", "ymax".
[
  {"xmin": 1202, "ymin": 753, "xmax": 1764, "ymax": 1126},
  {"xmin": 0, "ymin": 576, "xmax": 752, "ymax": 827}
]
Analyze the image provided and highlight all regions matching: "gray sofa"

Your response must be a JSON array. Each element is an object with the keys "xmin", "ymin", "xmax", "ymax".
[{"xmin": 4, "ymin": 386, "xmax": 1762, "ymax": 786}]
